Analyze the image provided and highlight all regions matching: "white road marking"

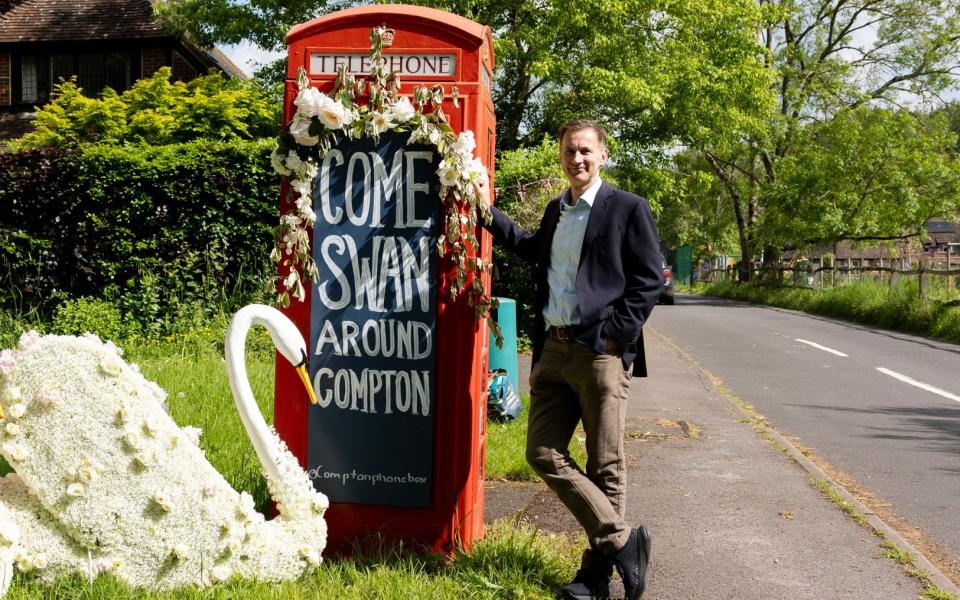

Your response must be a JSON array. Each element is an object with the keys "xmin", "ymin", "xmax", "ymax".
[
  {"xmin": 794, "ymin": 338, "xmax": 848, "ymax": 357},
  {"xmin": 876, "ymin": 367, "xmax": 960, "ymax": 403}
]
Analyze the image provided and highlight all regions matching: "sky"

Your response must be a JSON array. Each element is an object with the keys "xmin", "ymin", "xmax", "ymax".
[{"xmin": 222, "ymin": 42, "xmax": 285, "ymax": 77}]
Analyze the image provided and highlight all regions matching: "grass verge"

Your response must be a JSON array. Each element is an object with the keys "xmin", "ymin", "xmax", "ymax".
[{"xmin": 693, "ymin": 280, "xmax": 960, "ymax": 344}]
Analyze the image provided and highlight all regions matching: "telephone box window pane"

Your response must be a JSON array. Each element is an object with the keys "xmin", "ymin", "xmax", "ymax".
[
  {"xmin": 21, "ymin": 56, "xmax": 38, "ymax": 103},
  {"xmin": 79, "ymin": 54, "xmax": 107, "ymax": 96},
  {"xmin": 50, "ymin": 54, "xmax": 74, "ymax": 87}
]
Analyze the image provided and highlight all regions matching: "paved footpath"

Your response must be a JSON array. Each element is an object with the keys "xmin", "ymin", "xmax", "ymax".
[{"xmin": 485, "ymin": 330, "xmax": 930, "ymax": 599}]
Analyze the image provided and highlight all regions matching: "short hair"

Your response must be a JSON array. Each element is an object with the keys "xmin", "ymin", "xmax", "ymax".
[{"xmin": 559, "ymin": 119, "xmax": 607, "ymax": 150}]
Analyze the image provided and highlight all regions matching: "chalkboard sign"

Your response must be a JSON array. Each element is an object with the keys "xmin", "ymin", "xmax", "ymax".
[{"xmin": 307, "ymin": 130, "xmax": 440, "ymax": 507}]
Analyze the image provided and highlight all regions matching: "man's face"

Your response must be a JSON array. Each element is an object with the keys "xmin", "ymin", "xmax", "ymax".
[{"xmin": 560, "ymin": 127, "xmax": 608, "ymax": 193}]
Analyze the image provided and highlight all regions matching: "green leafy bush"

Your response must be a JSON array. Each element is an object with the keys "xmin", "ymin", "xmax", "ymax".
[
  {"xmin": 0, "ymin": 140, "xmax": 277, "ymax": 332},
  {"xmin": 12, "ymin": 68, "xmax": 279, "ymax": 149},
  {"xmin": 52, "ymin": 297, "xmax": 138, "ymax": 341}
]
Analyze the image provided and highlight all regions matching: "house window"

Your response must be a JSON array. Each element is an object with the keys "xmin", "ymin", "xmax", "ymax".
[
  {"xmin": 80, "ymin": 53, "xmax": 130, "ymax": 96},
  {"xmin": 16, "ymin": 52, "xmax": 133, "ymax": 105},
  {"xmin": 21, "ymin": 55, "xmax": 39, "ymax": 103}
]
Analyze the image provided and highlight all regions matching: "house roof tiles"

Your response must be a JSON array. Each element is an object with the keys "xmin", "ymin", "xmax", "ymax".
[{"xmin": 0, "ymin": 0, "xmax": 166, "ymax": 43}]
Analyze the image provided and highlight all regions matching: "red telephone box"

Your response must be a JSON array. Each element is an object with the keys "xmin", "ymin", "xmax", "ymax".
[{"xmin": 274, "ymin": 5, "xmax": 495, "ymax": 554}]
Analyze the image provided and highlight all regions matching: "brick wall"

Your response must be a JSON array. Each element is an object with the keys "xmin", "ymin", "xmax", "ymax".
[
  {"xmin": 141, "ymin": 48, "xmax": 166, "ymax": 77},
  {"xmin": 0, "ymin": 53, "xmax": 10, "ymax": 106},
  {"xmin": 171, "ymin": 50, "xmax": 196, "ymax": 82}
]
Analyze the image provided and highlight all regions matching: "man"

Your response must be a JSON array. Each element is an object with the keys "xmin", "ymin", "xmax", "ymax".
[{"xmin": 477, "ymin": 120, "xmax": 663, "ymax": 600}]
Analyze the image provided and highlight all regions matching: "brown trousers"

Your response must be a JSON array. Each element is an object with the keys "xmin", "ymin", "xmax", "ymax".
[{"xmin": 526, "ymin": 337, "xmax": 632, "ymax": 554}]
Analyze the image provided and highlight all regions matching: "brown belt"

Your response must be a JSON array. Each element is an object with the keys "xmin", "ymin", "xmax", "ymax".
[{"xmin": 548, "ymin": 325, "xmax": 576, "ymax": 340}]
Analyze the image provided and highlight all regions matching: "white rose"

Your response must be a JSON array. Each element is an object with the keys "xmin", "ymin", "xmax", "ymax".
[
  {"xmin": 342, "ymin": 107, "xmax": 359, "ymax": 126},
  {"xmin": 294, "ymin": 86, "xmax": 325, "ymax": 118},
  {"xmin": 2, "ymin": 386, "xmax": 21, "ymax": 404},
  {"xmin": 99, "ymin": 353, "xmax": 124, "ymax": 377},
  {"xmin": 153, "ymin": 490, "xmax": 175, "ymax": 512},
  {"xmin": 389, "ymin": 96, "xmax": 416, "ymax": 123},
  {"xmin": 16, "ymin": 553, "xmax": 32, "ymax": 572},
  {"xmin": 123, "ymin": 430, "xmax": 143, "ymax": 450},
  {"xmin": 289, "ymin": 113, "xmax": 320, "ymax": 146},
  {"xmin": 5, "ymin": 423, "xmax": 20, "ymax": 436},
  {"xmin": 78, "ymin": 465, "xmax": 99, "ymax": 483},
  {"xmin": 318, "ymin": 97, "xmax": 346, "ymax": 130},
  {"xmin": 35, "ymin": 387, "xmax": 57, "ymax": 406},
  {"xmin": 142, "ymin": 416, "xmax": 160, "ymax": 436},
  {"xmin": 31, "ymin": 552, "xmax": 48, "ymax": 569},
  {"xmin": 0, "ymin": 521, "xmax": 21, "ymax": 545},
  {"xmin": 8, "ymin": 403, "xmax": 25, "ymax": 419},
  {"xmin": 4, "ymin": 443, "xmax": 27, "ymax": 462},
  {"xmin": 173, "ymin": 544, "xmax": 189, "ymax": 560},
  {"xmin": 428, "ymin": 126, "xmax": 442, "ymax": 145},
  {"xmin": 66, "ymin": 482, "xmax": 85, "ymax": 497},
  {"xmin": 211, "ymin": 565, "xmax": 232, "ymax": 583}
]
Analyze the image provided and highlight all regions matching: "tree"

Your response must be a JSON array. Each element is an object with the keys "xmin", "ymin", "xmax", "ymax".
[
  {"xmin": 694, "ymin": 0, "xmax": 960, "ymax": 281},
  {"xmin": 157, "ymin": 0, "xmax": 772, "ymax": 156}
]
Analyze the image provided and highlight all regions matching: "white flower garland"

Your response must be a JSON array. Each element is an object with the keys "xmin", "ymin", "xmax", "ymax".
[
  {"xmin": 271, "ymin": 27, "xmax": 500, "ymax": 338},
  {"xmin": 0, "ymin": 332, "xmax": 328, "ymax": 590}
]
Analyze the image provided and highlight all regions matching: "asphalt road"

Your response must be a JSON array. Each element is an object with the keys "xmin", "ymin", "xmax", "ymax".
[{"xmin": 648, "ymin": 294, "xmax": 960, "ymax": 567}]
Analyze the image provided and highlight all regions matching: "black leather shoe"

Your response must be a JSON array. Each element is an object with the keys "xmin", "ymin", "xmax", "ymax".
[
  {"xmin": 610, "ymin": 527, "xmax": 652, "ymax": 600},
  {"xmin": 561, "ymin": 549, "xmax": 613, "ymax": 600}
]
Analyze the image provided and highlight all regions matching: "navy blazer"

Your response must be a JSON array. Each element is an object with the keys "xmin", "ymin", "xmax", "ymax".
[{"xmin": 486, "ymin": 182, "xmax": 664, "ymax": 377}]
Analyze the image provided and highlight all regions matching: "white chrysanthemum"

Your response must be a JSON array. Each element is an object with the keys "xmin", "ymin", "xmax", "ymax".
[
  {"xmin": 5, "ymin": 423, "xmax": 20, "ymax": 436},
  {"xmin": 66, "ymin": 482, "xmax": 85, "ymax": 497},
  {"xmin": 8, "ymin": 402, "xmax": 26, "ymax": 419},
  {"xmin": 388, "ymin": 96, "xmax": 416, "ymax": 123},
  {"xmin": 290, "ymin": 113, "xmax": 319, "ymax": 146}
]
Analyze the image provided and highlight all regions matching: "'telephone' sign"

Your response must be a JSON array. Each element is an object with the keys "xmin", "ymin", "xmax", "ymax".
[{"xmin": 310, "ymin": 52, "xmax": 456, "ymax": 76}]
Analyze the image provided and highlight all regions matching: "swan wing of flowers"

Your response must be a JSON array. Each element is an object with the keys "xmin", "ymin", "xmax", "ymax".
[
  {"xmin": 271, "ymin": 26, "xmax": 501, "ymax": 343},
  {"xmin": 0, "ymin": 329, "xmax": 327, "ymax": 591}
]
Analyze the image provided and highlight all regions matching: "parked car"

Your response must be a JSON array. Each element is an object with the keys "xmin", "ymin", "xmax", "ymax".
[{"xmin": 659, "ymin": 258, "xmax": 675, "ymax": 305}]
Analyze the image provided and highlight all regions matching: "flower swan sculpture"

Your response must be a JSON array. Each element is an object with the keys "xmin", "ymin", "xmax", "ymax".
[{"xmin": 0, "ymin": 304, "xmax": 327, "ymax": 594}]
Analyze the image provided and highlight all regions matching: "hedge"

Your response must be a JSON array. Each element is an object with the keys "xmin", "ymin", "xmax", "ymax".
[{"xmin": 0, "ymin": 140, "xmax": 278, "ymax": 330}]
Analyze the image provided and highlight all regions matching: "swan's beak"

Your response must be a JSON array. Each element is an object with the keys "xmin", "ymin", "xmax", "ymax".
[{"xmin": 296, "ymin": 364, "xmax": 318, "ymax": 405}]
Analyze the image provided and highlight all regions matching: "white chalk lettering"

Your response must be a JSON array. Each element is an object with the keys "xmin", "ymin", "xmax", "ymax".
[{"xmin": 312, "ymin": 367, "xmax": 431, "ymax": 416}]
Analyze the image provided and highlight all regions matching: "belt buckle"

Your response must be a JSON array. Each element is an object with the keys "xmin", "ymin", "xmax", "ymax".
[{"xmin": 554, "ymin": 326, "xmax": 569, "ymax": 340}]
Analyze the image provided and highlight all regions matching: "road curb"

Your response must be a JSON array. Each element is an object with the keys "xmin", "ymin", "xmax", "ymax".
[{"xmin": 648, "ymin": 325, "xmax": 960, "ymax": 598}]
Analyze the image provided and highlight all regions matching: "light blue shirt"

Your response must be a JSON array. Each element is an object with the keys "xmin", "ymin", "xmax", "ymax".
[{"xmin": 543, "ymin": 178, "xmax": 602, "ymax": 328}]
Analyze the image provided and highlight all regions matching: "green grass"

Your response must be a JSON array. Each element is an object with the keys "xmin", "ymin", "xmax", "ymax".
[
  {"xmin": 695, "ymin": 279, "xmax": 960, "ymax": 344},
  {"xmin": 2, "ymin": 520, "xmax": 580, "ymax": 599}
]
